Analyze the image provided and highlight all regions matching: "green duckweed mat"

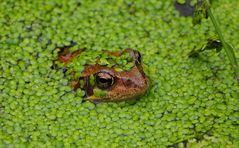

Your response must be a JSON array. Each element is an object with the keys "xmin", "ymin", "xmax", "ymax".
[{"xmin": 0, "ymin": 0, "xmax": 239, "ymax": 147}]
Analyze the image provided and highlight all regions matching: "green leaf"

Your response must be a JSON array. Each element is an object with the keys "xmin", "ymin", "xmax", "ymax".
[
  {"xmin": 89, "ymin": 75, "xmax": 95, "ymax": 86},
  {"xmin": 177, "ymin": 0, "xmax": 186, "ymax": 5},
  {"xmin": 193, "ymin": 0, "xmax": 209, "ymax": 25},
  {"xmin": 99, "ymin": 58, "xmax": 110, "ymax": 66},
  {"xmin": 188, "ymin": 36, "xmax": 222, "ymax": 57},
  {"xmin": 224, "ymin": 42, "xmax": 239, "ymax": 81},
  {"xmin": 93, "ymin": 88, "xmax": 107, "ymax": 97},
  {"xmin": 205, "ymin": 37, "xmax": 222, "ymax": 52}
]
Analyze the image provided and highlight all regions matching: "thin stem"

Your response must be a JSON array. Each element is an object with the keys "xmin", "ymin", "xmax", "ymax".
[{"xmin": 206, "ymin": 1, "xmax": 239, "ymax": 82}]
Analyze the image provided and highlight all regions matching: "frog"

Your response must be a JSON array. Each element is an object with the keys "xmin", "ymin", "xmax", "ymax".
[{"xmin": 53, "ymin": 46, "xmax": 149, "ymax": 102}]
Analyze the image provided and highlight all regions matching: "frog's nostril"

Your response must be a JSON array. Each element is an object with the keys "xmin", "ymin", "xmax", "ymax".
[{"xmin": 123, "ymin": 79, "xmax": 132, "ymax": 87}]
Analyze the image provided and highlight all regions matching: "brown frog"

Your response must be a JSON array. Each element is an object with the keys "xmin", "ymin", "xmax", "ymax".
[{"xmin": 54, "ymin": 47, "xmax": 149, "ymax": 102}]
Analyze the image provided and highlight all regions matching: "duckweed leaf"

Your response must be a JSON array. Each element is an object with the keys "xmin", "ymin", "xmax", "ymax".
[{"xmin": 93, "ymin": 88, "xmax": 107, "ymax": 97}]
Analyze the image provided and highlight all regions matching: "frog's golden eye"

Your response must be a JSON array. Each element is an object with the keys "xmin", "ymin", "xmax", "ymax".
[{"xmin": 95, "ymin": 72, "xmax": 114, "ymax": 89}]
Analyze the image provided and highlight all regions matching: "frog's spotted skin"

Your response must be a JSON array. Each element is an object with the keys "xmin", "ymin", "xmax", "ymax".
[{"xmin": 54, "ymin": 47, "xmax": 149, "ymax": 102}]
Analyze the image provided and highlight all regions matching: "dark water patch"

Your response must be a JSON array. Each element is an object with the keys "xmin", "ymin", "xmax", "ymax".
[{"xmin": 174, "ymin": 0, "xmax": 196, "ymax": 17}]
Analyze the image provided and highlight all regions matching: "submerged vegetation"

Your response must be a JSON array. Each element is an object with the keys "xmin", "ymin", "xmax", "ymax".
[
  {"xmin": 192, "ymin": 0, "xmax": 239, "ymax": 83},
  {"xmin": 0, "ymin": 0, "xmax": 239, "ymax": 147}
]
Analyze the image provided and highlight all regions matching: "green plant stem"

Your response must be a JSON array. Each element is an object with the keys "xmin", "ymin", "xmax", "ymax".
[{"xmin": 206, "ymin": 1, "xmax": 239, "ymax": 82}]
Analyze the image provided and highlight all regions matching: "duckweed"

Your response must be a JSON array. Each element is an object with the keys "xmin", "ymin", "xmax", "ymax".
[
  {"xmin": 0, "ymin": 0, "xmax": 239, "ymax": 147},
  {"xmin": 64, "ymin": 48, "xmax": 135, "ymax": 72},
  {"xmin": 93, "ymin": 89, "xmax": 107, "ymax": 98}
]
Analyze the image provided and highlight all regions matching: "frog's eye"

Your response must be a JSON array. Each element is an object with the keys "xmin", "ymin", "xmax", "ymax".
[{"xmin": 95, "ymin": 72, "xmax": 114, "ymax": 89}]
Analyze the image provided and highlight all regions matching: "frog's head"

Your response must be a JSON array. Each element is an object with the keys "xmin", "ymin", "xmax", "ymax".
[{"xmin": 81, "ymin": 49, "xmax": 149, "ymax": 102}]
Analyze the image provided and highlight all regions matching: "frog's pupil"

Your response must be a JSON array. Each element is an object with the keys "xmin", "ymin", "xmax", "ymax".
[{"xmin": 99, "ymin": 78, "xmax": 109, "ymax": 83}]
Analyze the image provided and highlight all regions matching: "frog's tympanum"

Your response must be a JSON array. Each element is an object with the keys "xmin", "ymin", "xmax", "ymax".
[{"xmin": 54, "ymin": 47, "xmax": 149, "ymax": 102}]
